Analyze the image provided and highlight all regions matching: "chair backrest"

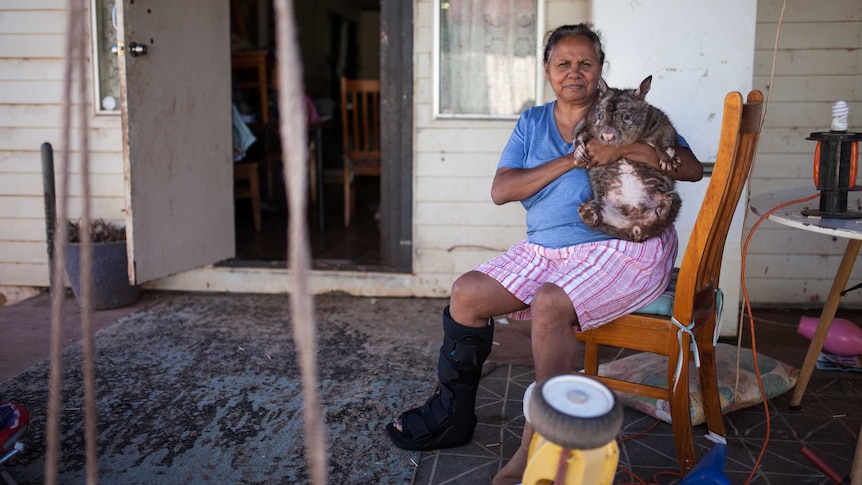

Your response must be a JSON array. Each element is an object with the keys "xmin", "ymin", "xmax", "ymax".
[
  {"xmin": 232, "ymin": 50, "xmax": 270, "ymax": 124},
  {"xmin": 340, "ymin": 77, "xmax": 381, "ymax": 158},
  {"xmin": 673, "ymin": 91, "xmax": 764, "ymax": 327}
]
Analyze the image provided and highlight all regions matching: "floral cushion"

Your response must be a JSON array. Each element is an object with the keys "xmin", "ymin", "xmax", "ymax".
[{"xmin": 595, "ymin": 343, "xmax": 798, "ymax": 425}]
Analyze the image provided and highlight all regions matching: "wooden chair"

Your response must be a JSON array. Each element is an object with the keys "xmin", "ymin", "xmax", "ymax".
[
  {"xmin": 576, "ymin": 90, "xmax": 763, "ymax": 474},
  {"xmin": 231, "ymin": 50, "xmax": 270, "ymax": 124},
  {"xmin": 232, "ymin": 49, "xmax": 281, "ymax": 201},
  {"xmin": 340, "ymin": 77, "xmax": 381, "ymax": 227},
  {"xmin": 234, "ymin": 162, "xmax": 262, "ymax": 232}
]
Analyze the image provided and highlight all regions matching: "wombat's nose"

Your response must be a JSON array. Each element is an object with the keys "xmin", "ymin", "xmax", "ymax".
[{"xmin": 599, "ymin": 127, "xmax": 617, "ymax": 143}]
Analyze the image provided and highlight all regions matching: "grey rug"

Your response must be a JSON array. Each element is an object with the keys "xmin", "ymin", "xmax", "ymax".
[{"xmin": 1, "ymin": 293, "xmax": 447, "ymax": 484}]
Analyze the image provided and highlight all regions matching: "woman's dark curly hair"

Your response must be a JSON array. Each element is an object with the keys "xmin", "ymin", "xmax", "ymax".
[{"xmin": 542, "ymin": 23, "xmax": 605, "ymax": 67}]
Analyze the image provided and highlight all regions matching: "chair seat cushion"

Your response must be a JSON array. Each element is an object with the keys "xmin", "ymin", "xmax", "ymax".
[
  {"xmin": 593, "ymin": 343, "xmax": 798, "ymax": 425},
  {"xmin": 634, "ymin": 290, "xmax": 675, "ymax": 316},
  {"xmin": 634, "ymin": 286, "xmax": 724, "ymax": 319}
]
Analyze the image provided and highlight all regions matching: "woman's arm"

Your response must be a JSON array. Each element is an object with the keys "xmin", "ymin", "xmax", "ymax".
[
  {"xmin": 670, "ymin": 146, "xmax": 704, "ymax": 182},
  {"xmin": 490, "ymin": 154, "xmax": 576, "ymax": 205},
  {"xmin": 582, "ymin": 140, "xmax": 704, "ymax": 182}
]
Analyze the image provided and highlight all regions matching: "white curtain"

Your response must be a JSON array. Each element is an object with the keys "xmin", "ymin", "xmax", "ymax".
[{"xmin": 439, "ymin": 0, "xmax": 537, "ymax": 116}]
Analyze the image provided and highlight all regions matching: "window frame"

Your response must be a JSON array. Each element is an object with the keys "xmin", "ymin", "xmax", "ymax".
[
  {"xmin": 432, "ymin": 0, "xmax": 546, "ymax": 120},
  {"xmin": 89, "ymin": 0, "xmax": 121, "ymax": 116}
]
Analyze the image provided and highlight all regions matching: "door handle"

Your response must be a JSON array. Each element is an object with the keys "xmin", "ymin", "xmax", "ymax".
[
  {"xmin": 111, "ymin": 42, "xmax": 147, "ymax": 57},
  {"xmin": 128, "ymin": 42, "xmax": 148, "ymax": 57}
]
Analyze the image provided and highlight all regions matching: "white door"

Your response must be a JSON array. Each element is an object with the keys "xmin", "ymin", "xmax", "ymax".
[{"xmin": 116, "ymin": 0, "xmax": 234, "ymax": 284}]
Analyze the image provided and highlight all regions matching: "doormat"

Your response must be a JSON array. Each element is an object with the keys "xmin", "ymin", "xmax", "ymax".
[{"xmin": 0, "ymin": 293, "xmax": 446, "ymax": 484}]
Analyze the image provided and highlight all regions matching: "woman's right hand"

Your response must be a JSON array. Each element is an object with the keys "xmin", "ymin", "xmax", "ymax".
[{"xmin": 490, "ymin": 154, "xmax": 578, "ymax": 205}]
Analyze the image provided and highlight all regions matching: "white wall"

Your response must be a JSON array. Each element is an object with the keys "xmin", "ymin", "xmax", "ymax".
[
  {"xmin": 595, "ymin": 1, "xmax": 757, "ymax": 159},
  {"xmin": 0, "ymin": 1, "xmax": 126, "ymax": 292}
]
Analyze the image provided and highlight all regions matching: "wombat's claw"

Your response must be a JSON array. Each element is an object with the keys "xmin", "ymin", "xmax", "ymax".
[
  {"xmin": 659, "ymin": 155, "xmax": 681, "ymax": 172},
  {"xmin": 578, "ymin": 205, "xmax": 600, "ymax": 227},
  {"xmin": 661, "ymin": 147, "xmax": 681, "ymax": 172},
  {"xmin": 573, "ymin": 143, "xmax": 590, "ymax": 165}
]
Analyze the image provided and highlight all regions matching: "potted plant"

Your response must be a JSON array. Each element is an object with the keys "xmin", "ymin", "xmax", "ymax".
[{"xmin": 65, "ymin": 219, "xmax": 140, "ymax": 310}]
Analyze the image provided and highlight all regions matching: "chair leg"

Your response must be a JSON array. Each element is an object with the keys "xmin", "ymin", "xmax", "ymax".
[
  {"xmin": 308, "ymin": 139, "xmax": 318, "ymax": 204},
  {"xmin": 670, "ymin": 342, "xmax": 697, "ymax": 474},
  {"xmin": 234, "ymin": 162, "xmax": 262, "ymax": 232},
  {"xmin": 670, "ymin": 393, "xmax": 697, "ymax": 474},
  {"xmin": 697, "ymin": 341, "xmax": 726, "ymax": 436},
  {"xmin": 583, "ymin": 341, "xmax": 600, "ymax": 375},
  {"xmin": 264, "ymin": 151, "xmax": 278, "ymax": 201},
  {"xmin": 343, "ymin": 162, "xmax": 352, "ymax": 227},
  {"xmin": 249, "ymin": 169, "xmax": 262, "ymax": 232}
]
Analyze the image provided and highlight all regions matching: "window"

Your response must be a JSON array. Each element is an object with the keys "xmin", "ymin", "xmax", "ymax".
[
  {"xmin": 89, "ymin": 0, "xmax": 120, "ymax": 114},
  {"xmin": 436, "ymin": 0, "xmax": 542, "ymax": 118}
]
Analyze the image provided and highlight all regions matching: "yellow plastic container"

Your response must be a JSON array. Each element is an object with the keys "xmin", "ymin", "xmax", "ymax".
[
  {"xmin": 521, "ymin": 375, "xmax": 623, "ymax": 485},
  {"xmin": 522, "ymin": 434, "xmax": 618, "ymax": 485}
]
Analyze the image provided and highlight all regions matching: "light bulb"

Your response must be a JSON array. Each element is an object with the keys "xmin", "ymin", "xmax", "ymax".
[{"xmin": 831, "ymin": 100, "xmax": 849, "ymax": 131}]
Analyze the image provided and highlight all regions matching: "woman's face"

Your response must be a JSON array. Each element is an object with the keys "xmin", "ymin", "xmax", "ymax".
[{"xmin": 544, "ymin": 35, "xmax": 602, "ymax": 106}]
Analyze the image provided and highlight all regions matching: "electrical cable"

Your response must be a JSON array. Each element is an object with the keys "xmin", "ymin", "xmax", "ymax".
[
  {"xmin": 615, "ymin": 420, "xmax": 684, "ymax": 484},
  {"xmin": 740, "ymin": 193, "xmax": 818, "ymax": 484}
]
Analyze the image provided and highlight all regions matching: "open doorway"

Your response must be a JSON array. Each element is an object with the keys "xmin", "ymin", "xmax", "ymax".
[{"xmin": 229, "ymin": 0, "xmax": 408, "ymax": 271}]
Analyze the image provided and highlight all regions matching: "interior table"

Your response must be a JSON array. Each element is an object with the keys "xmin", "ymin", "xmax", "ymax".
[{"xmin": 749, "ymin": 186, "xmax": 862, "ymax": 409}]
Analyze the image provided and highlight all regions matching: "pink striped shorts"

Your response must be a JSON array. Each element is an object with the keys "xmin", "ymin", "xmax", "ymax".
[{"xmin": 473, "ymin": 226, "xmax": 678, "ymax": 332}]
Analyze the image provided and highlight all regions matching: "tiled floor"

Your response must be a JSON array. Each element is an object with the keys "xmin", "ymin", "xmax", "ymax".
[{"xmin": 414, "ymin": 310, "xmax": 862, "ymax": 484}]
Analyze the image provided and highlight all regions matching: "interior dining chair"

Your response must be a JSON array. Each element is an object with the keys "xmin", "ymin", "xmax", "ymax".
[
  {"xmin": 340, "ymin": 76, "xmax": 381, "ymax": 227},
  {"xmin": 233, "ymin": 162, "xmax": 262, "ymax": 232},
  {"xmin": 231, "ymin": 49, "xmax": 282, "ymax": 202},
  {"xmin": 575, "ymin": 90, "xmax": 764, "ymax": 474}
]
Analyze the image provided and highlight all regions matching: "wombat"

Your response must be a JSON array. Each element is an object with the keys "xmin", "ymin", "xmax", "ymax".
[{"xmin": 572, "ymin": 76, "xmax": 682, "ymax": 242}]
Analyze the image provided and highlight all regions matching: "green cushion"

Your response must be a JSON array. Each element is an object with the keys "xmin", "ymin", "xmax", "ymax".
[{"xmin": 635, "ymin": 291, "xmax": 675, "ymax": 316}]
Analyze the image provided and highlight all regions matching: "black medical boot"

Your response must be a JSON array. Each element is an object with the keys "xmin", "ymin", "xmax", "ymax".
[{"xmin": 386, "ymin": 306, "xmax": 494, "ymax": 450}]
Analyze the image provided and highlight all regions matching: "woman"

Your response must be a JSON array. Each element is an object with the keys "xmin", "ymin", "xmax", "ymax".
[{"xmin": 386, "ymin": 23, "xmax": 703, "ymax": 483}]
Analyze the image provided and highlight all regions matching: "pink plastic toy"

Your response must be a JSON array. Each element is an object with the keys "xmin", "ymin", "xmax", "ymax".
[{"xmin": 798, "ymin": 316, "xmax": 862, "ymax": 356}]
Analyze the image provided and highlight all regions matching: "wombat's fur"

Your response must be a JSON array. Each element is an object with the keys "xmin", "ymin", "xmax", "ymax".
[{"xmin": 572, "ymin": 76, "xmax": 682, "ymax": 242}]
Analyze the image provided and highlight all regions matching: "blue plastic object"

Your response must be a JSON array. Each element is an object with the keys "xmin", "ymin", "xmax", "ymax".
[{"xmin": 679, "ymin": 443, "xmax": 732, "ymax": 485}]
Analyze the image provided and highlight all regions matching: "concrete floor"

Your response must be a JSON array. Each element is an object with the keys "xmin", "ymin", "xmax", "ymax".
[
  {"xmin": 0, "ymin": 289, "xmax": 154, "ymax": 383},
  {"xmin": 2, "ymin": 290, "xmax": 862, "ymax": 484}
]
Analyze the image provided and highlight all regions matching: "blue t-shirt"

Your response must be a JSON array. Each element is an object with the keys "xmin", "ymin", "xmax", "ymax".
[{"xmin": 497, "ymin": 101, "xmax": 689, "ymax": 248}]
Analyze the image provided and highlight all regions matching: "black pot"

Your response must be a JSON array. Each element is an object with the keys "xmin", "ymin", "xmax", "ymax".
[{"xmin": 65, "ymin": 241, "xmax": 141, "ymax": 310}]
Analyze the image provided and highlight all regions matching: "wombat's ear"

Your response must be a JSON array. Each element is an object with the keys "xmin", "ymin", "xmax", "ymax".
[
  {"xmin": 599, "ymin": 78, "xmax": 609, "ymax": 93},
  {"xmin": 634, "ymin": 75, "xmax": 652, "ymax": 99}
]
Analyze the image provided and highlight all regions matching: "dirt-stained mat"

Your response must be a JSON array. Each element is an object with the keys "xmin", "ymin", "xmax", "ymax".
[{"xmin": 1, "ymin": 292, "xmax": 449, "ymax": 484}]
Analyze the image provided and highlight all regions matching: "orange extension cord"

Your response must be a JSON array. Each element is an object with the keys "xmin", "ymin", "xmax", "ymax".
[{"xmin": 739, "ymin": 193, "xmax": 819, "ymax": 484}]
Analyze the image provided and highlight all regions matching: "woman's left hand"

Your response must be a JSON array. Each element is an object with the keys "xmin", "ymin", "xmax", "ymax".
[{"xmin": 580, "ymin": 140, "xmax": 623, "ymax": 167}]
